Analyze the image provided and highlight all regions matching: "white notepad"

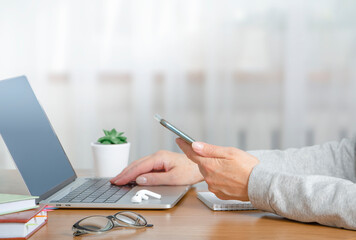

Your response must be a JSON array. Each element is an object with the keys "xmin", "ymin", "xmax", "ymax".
[{"xmin": 197, "ymin": 192, "xmax": 256, "ymax": 211}]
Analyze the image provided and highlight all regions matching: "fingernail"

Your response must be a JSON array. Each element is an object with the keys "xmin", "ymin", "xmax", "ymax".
[
  {"xmin": 192, "ymin": 142, "xmax": 204, "ymax": 151},
  {"xmin": 136, "ymin": 176, "xmax": 147, "ymax": 184}
]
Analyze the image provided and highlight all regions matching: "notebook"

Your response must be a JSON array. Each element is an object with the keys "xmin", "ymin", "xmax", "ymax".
[
  {"xmin": 197, "ymin": 192, "xmax": 256, "ymax": 211},
  {"xmin": 0, "ymin": 194, "xmax": 38, "ymax": 216}
]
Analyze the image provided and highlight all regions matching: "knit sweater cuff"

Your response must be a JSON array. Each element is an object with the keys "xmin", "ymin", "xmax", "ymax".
[{"xmin": 247, "ymin": 164, "xmax": 276, "ymax": 213}]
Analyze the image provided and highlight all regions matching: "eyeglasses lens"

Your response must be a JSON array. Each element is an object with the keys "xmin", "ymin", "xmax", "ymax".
[
  {"xmin": 78, "ymin": 216, "xmax": 113, "ymax": 232},
  {"xmin": 114, "ymin": 212, "xmax": 147, "ymax": 226}
]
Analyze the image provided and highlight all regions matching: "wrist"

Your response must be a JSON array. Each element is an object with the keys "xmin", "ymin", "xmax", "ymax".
[{"xmin": 244, "ymin": 157, "xmax": 260, "ymax": 201}]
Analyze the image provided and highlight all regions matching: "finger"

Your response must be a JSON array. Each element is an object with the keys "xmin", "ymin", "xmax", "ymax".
[
  {"xmin": 111, "ymin": 157, "xmax": 164, "ymax": 185},
  {"xmin": 176, "ymin": 138, "xmax": 205, "ymax": 164},
  {"xmin": 206, "ymin": 186, "xmax": 232, "ymax": 200},
  {"xmin": 192, "ymin": 141, "xmax": 236, "ymax": 159},
  {"xmin": 110, "ymin": 155, "xmax": 150, "ymax": 184},
  {"xmin": 213, "ymin": 191, "xmax": 232, "ymax": 200},
  {"xmin": 135, "ymin": 171, "xmax": 177, "ymax": 185}
]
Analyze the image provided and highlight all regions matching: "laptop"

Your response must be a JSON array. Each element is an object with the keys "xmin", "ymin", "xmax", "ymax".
[{"xmin": 0, "ymin": 76, "xmax": 190, "ymax": 209}]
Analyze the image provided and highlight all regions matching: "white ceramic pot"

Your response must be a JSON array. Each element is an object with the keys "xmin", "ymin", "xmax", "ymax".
[{"xmin": 91, "ymin": 142, "xmax": 130, "ymax": 178}]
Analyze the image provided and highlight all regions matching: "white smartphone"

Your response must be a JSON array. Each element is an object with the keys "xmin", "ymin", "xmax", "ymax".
[{"xmin": 154, "ymin": 114, "xmax": 195, "ymax": 144}]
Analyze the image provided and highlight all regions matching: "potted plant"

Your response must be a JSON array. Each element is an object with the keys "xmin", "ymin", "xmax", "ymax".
[{"xmin": 91, "ymin": 129, "xmax": 130, "ymax": 177}]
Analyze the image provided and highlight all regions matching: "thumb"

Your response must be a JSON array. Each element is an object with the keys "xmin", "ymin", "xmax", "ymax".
[
  {"xmin": 135, "ymin": 172, "xmax": 174, "ymax": 186},
  {"xmin": 192, "ymin": 141, "xmax": 234, "ymax": 158}
]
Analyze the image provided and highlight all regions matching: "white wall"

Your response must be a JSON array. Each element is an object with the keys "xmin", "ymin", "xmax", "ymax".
[{"xmin": 1, "ymin": 0, "xmax": 356, "ymax": 169}]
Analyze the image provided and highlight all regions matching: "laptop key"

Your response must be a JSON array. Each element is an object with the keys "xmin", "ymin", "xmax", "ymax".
[
  {"xmin": 106, "ymin": 193, "xmax": 125, "ymax": 201},
  {"xmin": 105, "ymin": 197, "xmax": 123, "ymax": 203}
]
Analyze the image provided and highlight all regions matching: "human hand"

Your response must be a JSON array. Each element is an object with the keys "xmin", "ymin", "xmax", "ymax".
[
  {"xmin": 176, "ymin": 138, "xmax": 260, "ymax": 201},
  {"xmin": 110, "ymin": 150, "xmax": 204, "ymax": 186}
]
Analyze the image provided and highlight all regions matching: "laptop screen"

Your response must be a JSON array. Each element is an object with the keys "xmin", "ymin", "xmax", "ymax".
[{"xmin": 0, "ymin": 76, "xmax": 76, "ymax": 200}]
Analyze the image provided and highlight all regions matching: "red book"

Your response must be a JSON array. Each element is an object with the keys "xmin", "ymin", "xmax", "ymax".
[{"xmin": 0, "ymin": 205, "xmax": 47, "ymax": 239}]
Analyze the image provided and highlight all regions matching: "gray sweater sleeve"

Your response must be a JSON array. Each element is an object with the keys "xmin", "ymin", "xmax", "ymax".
[{"xmin": 247, "ymin": 138, "xmax": 356, "ymax": 230}]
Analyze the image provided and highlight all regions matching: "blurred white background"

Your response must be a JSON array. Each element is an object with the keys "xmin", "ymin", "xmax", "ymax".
[{"xmin": 1, "ymin": 0, "xmax": 356, "ymax": 170}]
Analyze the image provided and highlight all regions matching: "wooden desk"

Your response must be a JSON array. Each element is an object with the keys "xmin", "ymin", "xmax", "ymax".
[{"xmin": 1, "ymin": 169, "xmax": 355, "ymax": 240}]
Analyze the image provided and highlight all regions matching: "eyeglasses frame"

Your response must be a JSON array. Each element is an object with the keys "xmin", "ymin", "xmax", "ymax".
[{"xmin": 72, "ymin": 211, "xmax": 152, "ymax": 236}]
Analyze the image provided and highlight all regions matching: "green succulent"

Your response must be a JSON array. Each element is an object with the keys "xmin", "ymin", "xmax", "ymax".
[{"xmin": 97, "ymin": 128, "xmax": 127, "ymax": 144}]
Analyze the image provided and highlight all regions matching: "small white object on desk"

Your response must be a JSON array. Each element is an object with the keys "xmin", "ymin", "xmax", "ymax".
[
  {"xmin": 131, "ymin": 190, "xmax": 162, "ymax": 203},
  {"xmin": 197, "ymin": 192, "xmax": 256, "ymax": 211}
]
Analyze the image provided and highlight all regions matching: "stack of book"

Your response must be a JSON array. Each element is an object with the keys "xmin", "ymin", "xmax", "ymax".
[{"xmin": 0, "ymin": 194, "xmax": 47, "ymax": 239}]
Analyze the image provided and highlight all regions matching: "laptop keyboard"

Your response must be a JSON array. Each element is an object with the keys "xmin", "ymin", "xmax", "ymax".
[{"xmin": 51, "ymin": 179, "xmax": 134, "ymax": 203}]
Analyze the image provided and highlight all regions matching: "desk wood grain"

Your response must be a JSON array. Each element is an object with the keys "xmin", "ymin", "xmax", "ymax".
[{"xmin": 1, "ymin": 169, "xmax": 355, "ymax": 239}]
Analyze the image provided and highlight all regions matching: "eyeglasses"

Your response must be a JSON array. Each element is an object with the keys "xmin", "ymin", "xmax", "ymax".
[{"xmin": 72, "ymin": 211, "xmax": 153, "ymax": 236}]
